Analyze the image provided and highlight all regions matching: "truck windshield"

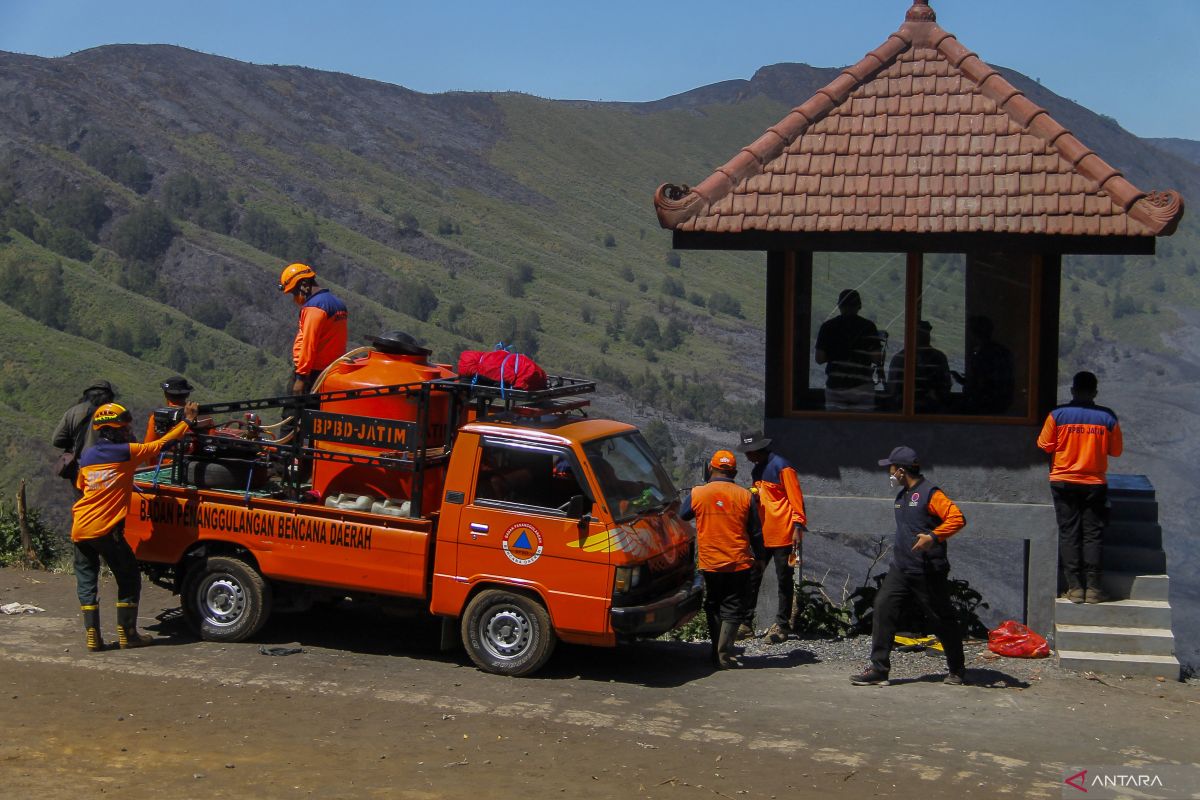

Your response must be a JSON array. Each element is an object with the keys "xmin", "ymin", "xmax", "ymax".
[{"xmin": 583, "ymin": 433, "xmax": 678, "ymax": 521}]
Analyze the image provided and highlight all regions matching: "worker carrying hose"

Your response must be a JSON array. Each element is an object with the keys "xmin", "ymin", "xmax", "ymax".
[
  {"xmin": 279, "ymin": 263, "xmax": 348, "ymax": 395},
  {"xmin": 72, "ymin": 401, "xmax": 199, "ymax": 651}
]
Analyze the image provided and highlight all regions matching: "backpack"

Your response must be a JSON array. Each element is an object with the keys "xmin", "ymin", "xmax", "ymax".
[{"xmin": 457, "ymin": 345, "xmax": 548, "ymax": 392}]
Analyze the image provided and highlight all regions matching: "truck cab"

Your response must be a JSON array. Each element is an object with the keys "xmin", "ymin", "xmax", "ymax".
[
  {"xmin": 125, "ymin": 346, "xmax": 700, "ymax": 676},
  {"xmin": 433, "ymin": 417, "xmax": 698, "ymax": 674}
]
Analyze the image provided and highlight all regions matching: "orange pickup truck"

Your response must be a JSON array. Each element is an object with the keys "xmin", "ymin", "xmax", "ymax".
[{"xmin": 124, "ymin": 337, "xmax": 700, "ymax": 676}]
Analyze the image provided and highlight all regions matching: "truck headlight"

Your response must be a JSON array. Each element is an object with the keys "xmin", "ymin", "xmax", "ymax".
[{"xmin": 614, "ymin": 565, "xmax": 645, "ymax": 593}]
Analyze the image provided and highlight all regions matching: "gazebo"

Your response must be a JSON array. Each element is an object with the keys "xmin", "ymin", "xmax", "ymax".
[{"xmin": 653, "ymin": 0, "xmax": 1184, "ymax": 664}]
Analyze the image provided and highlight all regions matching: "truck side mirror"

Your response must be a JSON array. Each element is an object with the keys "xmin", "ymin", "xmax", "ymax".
[{"xmin": 566, "ymin": 494, "xmax": 593, "ymax": 520}]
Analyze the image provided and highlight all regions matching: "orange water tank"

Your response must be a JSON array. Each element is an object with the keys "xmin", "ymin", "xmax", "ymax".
[{"xmin": 310, "ymin": 332, "xmax": 456, "ymax": 515}]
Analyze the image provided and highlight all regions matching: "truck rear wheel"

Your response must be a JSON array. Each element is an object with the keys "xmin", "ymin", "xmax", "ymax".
[
  {"xmin": 461, "ymin": 589, "xmax": 556, "ymax": 677},
  {"xmin": 182, "ymin": 556, "xmax": 272, "ymax": 643}
]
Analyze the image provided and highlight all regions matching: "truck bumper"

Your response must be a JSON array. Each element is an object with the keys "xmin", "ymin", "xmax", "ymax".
[{"xmin": 610, "ymin": 572, "xmax": 703, "ymax": 639}]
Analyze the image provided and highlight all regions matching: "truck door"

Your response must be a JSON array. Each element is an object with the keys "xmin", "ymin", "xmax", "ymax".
[{"xmin": 459, "ymin": 438, "xmax": 610, "ymax": 635}]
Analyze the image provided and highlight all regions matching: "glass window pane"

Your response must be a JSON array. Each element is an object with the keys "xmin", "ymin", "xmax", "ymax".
[
  {"xmin": 798, "ymin": 252, "xmax": 906, "ymax": 412},
  {"xmin": 475, "ymin": 442, "xmax": 585, "ymax": 511},
  {"xmin": 918, "ymin": 252, "xmax": 1032, "ymax": 417}
]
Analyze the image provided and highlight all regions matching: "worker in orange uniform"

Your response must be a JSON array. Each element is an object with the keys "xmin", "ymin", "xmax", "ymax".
[
  {"xmin": 851, "ymin": 446, "xmax": 967, "ymax": 687},
  {"xmin": 144, "ymin": 375, "xmax": 193, "ymax": 442},
  {"xmin": 279, "ymin": 263, "xmax": 348, "ymax": 395},
  {"xmin": 739, "ymin": 430, "xmax": 807, "ymax": 643},
  {"xmin": 72, "ymin": 401, "xmax": 199, "ymax": 651},
  {"xmin": 679, "ymin": 450, "xmax": 763, "ymax": 669},
  {"xmin": 1037, "ymin": 371, "xmax": 1122, "ymax": 604}
]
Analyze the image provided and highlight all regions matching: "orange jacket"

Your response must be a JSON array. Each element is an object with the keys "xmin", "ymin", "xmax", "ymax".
[
  {"xmin": 71, "ymin": 422, "xmax": 189, "ymax": 542},
  {"xmin": 292, "ymin": 289, "xmax": 348, "ymax": 377},
  {"xmin": 1037, "ymin": 401, "xmax": 1122, "ymax": 485},
  {"xmin": 680, "ymin": 476, "xmax": 762, "ymax": 572},
  {"xmin": 927, "ymin": 490, "xmax": 966, "ymax": 541},
  {"xmin": 751, "ymin": 453, "xmax": 807, "ymax": 549}
]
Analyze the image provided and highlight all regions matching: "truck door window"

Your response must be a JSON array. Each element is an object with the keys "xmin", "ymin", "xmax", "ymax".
[{"xmin": 474, "ymin": 441, "xmax": 588, "ymax": 515}]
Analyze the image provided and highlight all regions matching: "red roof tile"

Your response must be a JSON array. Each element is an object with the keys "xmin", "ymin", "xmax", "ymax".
[{"xmin": 654, "ymin": 0, "xmax": 1185, "ymax": 238}]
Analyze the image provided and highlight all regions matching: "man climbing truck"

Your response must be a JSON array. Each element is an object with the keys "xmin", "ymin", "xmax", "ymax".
[{"xmin": 123, "ymin": 334, "xmax": 700, "ymax": 676}]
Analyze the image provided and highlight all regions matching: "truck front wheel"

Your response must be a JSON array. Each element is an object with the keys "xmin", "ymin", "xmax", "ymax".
[
  {"xmin": 461, "ymin": 589, "xmax": 556, "ymax": 676},
  {"xmin": 182, "ymin": 556, "xmax": 273, "ymax": 642}
]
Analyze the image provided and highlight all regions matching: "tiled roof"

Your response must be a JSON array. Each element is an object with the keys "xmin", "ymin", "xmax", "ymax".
[{"xmin": 654, "ymin": 1, "xmax": 1184, "ymax": 238}]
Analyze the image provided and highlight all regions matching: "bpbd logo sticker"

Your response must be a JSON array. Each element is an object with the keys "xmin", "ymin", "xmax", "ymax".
[{"xmin": 502, "ymin": 523, "xmax": 544, "ymax": 566}]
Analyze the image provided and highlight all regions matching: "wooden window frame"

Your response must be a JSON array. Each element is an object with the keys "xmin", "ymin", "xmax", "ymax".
[{"xmin": 780, "ymin": 249, "xmax": 1043, "ymax": 425}]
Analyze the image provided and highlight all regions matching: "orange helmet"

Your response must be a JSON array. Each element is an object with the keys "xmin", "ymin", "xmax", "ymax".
[
  {"xmin": 709, "ymin": 450, "xmax": 737, "ymax": 471},
  {"xmin": 279, "ymin": 263, "xmax": 316, "ymax": 293},
  {"xmin": 92, "ymin": 402, "xmax": 133, "ymax": 430}
]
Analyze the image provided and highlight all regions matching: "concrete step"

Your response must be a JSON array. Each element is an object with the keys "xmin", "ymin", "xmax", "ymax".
[
  {"xmin": 1103, "ymin": 520, "xmax": 1162, "ymax": 549},
  {"xmin": 1107, "ymin": 496, "xmax": 1159, "ymax": 522},
  {"xmin": 1055, "ymin": 597, "xmax": 1172, "ymax": 628},
  {"xmin": 1057, "ymin": 649, "xmax": 1180, "ymax": 680},
  {"xmin": 1107, "ymin": 474, "xmax": 1154, "ymax": 500},
  {"xmin": 1100, "ymin": 572, "xmax": 1169, "ymax": 602},
  {"xmin": 1102, "ymin": 545, "xmax": 1166, "ymax": 574},
  {"xmin": 1054, "ymin": 624, "xmax": 1176, "ymax": 656}
]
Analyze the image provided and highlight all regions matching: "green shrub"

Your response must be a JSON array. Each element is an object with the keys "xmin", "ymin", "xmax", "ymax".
[
  {"xmin": 0, "ymin": 499, "xmax": 64, "ymax": 567},
  {"xmin": 112, "ymin": 204, "xmax": 176, "ymax": 261}
]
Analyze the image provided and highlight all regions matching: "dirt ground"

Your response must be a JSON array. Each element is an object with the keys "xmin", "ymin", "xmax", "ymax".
[{"xmin": 1, "ymin": 566, "xmax": 1197, "ymax": 800}]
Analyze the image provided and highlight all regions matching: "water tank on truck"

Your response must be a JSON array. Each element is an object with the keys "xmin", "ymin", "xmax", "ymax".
[{"xmin": 311, "ymin": 331, "xmax": 455, "ymax": 513}]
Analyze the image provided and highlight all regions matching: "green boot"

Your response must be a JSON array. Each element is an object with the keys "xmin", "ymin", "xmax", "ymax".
[
  {"xmin": 116, "ymin": 603, "xmax": 153, "ymax": 649},
  {"xmin": 717, "ymin": 621, "xmax": 743, "ymax": 669},
  {"xmin": 81, "ymin": 605, "xmax": 105, "ymax": 652}
]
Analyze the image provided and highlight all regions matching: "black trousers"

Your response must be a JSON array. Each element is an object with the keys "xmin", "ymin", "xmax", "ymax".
[
  {"xmin": 703, "ymin": 569, "xmax": 753, "ymax": 625},
  {"xmin": 73, "ymin": 524, "xmax": 141, "ymax": 607},
  {"xmin": 746, "ymin": 546, "xmax": 795, "ymax": 627},
  {"xmin": 869, "ymin": 568, "xmax": 964, "ymax": 674},
  {"xmin": 1051, "ymin": 481, "xmax": 1108, "ymax": 589}
]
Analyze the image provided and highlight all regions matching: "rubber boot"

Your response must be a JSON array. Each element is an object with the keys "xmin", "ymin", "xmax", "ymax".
[
  {"xmin": 116, "ymin": 603, "xmax": 153, "ymax": 649},
  {"xmin": 81, "ymin": 605, "xmax": 105, "ymax": 652},
  {"xmin": 706, "ymin": 611, "xmax": 721, "ymax": 665},
  {"xmin": 717, "ymin": 621, "xmax": 743, "ymax": 669}
]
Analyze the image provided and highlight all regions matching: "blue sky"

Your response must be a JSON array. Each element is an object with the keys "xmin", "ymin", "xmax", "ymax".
[{"xmin": 2, "ymin": 0, "xmax": 1197, "ymax": 139}]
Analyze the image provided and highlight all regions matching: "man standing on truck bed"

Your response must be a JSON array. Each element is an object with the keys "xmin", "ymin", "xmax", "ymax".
[
  {"xmin": 72, "ymin": 400, "xmax": 199, "ymax": 651},
  {"xmin": 680, "ymin": 450, "xmax": 764, "ymax": 669},
  {"xmin": 279, "ymin": 263, "xmax": 348, "ymax": 395}
]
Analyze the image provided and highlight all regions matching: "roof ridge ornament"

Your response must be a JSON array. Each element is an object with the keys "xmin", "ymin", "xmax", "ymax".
[{"xmin": 906, "ymin": 0, "xmax": 936, "ymax": 23}]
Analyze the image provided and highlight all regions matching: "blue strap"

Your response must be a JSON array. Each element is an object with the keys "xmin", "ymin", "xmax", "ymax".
[
  {"xmin": 244, "ymin": 461, "xmax": 255, "ymax": 504},
  {"xmin": 152, "ymin": 451, "xmax": 165, "ymax": 490}
]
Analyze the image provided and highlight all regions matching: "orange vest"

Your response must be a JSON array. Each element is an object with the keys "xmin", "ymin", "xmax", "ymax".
[{"xmin": 690, "ymin": 479, "xmax": 755, "ymax": 572}]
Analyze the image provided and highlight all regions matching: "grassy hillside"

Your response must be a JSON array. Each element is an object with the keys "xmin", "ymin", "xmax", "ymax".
[{"xmin": 1, "ymin": 44, "xmax": 1198, "ymax": 534}]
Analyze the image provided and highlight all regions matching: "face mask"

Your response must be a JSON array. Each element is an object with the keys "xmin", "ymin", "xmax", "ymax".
[{"xmin": 888, "ymin": 472, "xmax": 901, "ymax": 489}]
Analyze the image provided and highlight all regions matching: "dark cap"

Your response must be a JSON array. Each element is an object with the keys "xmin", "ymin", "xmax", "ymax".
[
  {"xmin": 736, "ymin": 430, "xmax": 772, "ymax": 453},
  {"xmin": 367, "ymin": 330, "xmax": 431, "ymax": 357},
  {"xmin": 161, "ymin": 375, "xmax": 194, "ymax": 396},
  {"xmin": 837, "ymin": 289, "xmax": 862, "ymax": 308},
  {"xmin": 1071, "ymin": 371, "xmax": 1098, "ymax": 393},
  {"xmin": 84, "ymin": 380, "xmax": 114, "ymax": 394},
  {"xmin": 878, "ymin": 446, "xmax": 920, "ymax": 468}
]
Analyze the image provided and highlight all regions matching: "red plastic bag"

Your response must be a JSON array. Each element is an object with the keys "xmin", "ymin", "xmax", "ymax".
[
  {"xmin": 456, "ymin": 348, "xmax": 547, "ymax": 391},
  {"xmin": 987, "ymin": 620, "xmax": 1050, "ymax": 658}
]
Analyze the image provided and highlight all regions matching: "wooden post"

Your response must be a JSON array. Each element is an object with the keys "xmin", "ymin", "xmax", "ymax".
[{"xmin": 16, "ymin": 480, "xmax": 43, "ymax": 569}]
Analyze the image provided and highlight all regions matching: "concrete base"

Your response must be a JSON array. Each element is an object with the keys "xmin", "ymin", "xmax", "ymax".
[{"xmin": 1057, "ymin": 649, "xmax": 1180, "ymax": 679}]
